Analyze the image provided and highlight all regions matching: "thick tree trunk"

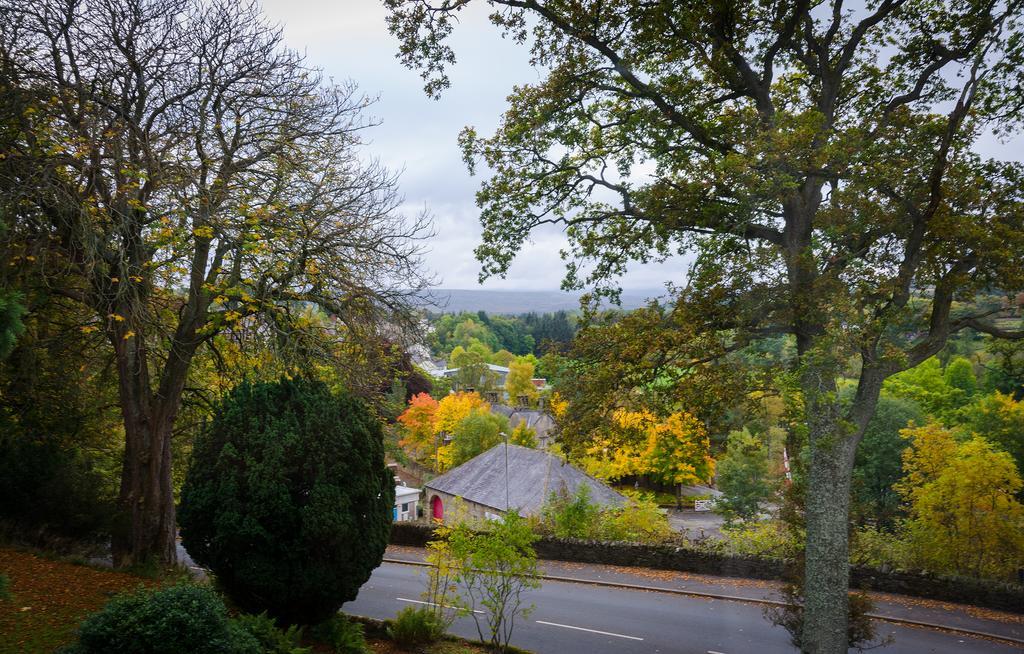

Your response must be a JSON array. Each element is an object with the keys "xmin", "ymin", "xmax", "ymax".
[
  {"xmin": 109, "ymin": 323, "xmax": 190, "ymax": 568},
  {"xmin": 115, "ymin": 409, "xmax": 178, "ymax": 567},
  {"xmin": 796, "ymin": 354, "xmax": 887, "ymax": 654},
  {"xmin": 801, "ymin": 420, "xmax": 857, "ymax": 654}
]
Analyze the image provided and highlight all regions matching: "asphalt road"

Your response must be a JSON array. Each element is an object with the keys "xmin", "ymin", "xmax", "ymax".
[{"xmin": 344, "ymin": 563, "xmax": 1020, "ymax": 654}]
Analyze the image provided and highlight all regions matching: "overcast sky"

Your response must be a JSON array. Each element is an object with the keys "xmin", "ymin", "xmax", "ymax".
[
  {"xmin": 260, "ymin": 0, "xmax": 1020, "ymax": 293},
  {"xmin": 258, "ymin": 0, "xmax": 686, "ymax": 292}
]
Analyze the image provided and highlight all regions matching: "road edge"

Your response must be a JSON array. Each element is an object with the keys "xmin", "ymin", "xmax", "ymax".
[{"xmin": 380, "ymin": 557, "xmax": 1024, "ymax": 648}]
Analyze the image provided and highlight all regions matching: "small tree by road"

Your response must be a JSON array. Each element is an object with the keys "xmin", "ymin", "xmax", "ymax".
[{"xmin": 425, "ymin": 512, "xmax": 540, "ymax": 652}]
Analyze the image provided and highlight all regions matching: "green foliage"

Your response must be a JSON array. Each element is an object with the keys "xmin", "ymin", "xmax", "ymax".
[
  {"xmin": 884, "ymin": 358, "xmax": 972, "ymax": 423},
  {"xmin": 599, "ymin": 494, "xmax": 675, "ymax": 543},
  {"xmin": 982, "ymin": 339, "xmax": 1024, "ymax": 399},
  {"xmin": 944, "ymin": 356, "xmax": 978, "ymax": 399},
  {"xmin": 961, "ymin": 391, "xmax": 1024, "ymax": 482},
  {"xmin": 310, "ymin": 615, "xmax": 368, "ymax": 654},
  {"xmin": 539, "ymin": 486, "xmax": 673, "ymax": 544},
  {"xmin": 717, "ymin": 520, "xmax": 803, "ymax": 560},
  {"xmin": 232, "ymin": 612, "xmax": 309, "ymax": 654},
  {"xmin": 716, "ymin": 429, "xmax": 775, "ymax": 523},
  {"xmin": 179, "ymin": 379, "xmax": 394, "ymax": 624},
  {"xmin": 0, "ymin": 300, "xmax": 122, "ymax": 540},
  {"xmin": 65, "ymin": 584, "xmax": 260, "ymax": 654},
  {"xmin": 387, "ymin": 607, "xmax": 446, "ymax": 647},
  {"xmin": 450, "ymin": 409, "xmax": 509, "ymax": 467},
  {"xmin": 428, "ymin": 311, "xmax": 566, "ymax": 358},
  {"xmin": 851, "ymin": 394, "xmax": 924, "ymax": 526},
  {"xmin": 850, "ymin": 526, "xmax": 911, "ymax": 570},
  {"xmin": 447, "ymin": 513, "xmax": 540, "ymax": 652},
  {"xmin": 541, "ymin": 485, "xmax": 601, "ymax": 539}
]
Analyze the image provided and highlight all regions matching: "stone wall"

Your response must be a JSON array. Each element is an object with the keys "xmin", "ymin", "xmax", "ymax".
[{"xmin": 388, "ymin": 522, "xmax": 1024, "ymax": 613}]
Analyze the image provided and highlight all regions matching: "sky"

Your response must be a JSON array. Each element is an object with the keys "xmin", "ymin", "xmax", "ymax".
[
  {"xmin": 259, "ymin": 0, "xmax": 684, "ymax": 292},
  {"xmin": 259, "ymin": 0, "xmax": 1021, "ymax": 293}
]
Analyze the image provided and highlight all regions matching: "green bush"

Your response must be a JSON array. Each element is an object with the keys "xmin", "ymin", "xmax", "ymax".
[
  {"xmin": 65, "ymin": 584, "xmax": 259, "ymax": 654},
  {"xmin": 179, "ymin": 379, "xmax": 394, "ymax": 624},
  {"xmin": 0, "ymin": 573, "xmax": 11, "ymax": 601},
  {"xmin": 540, "ymin": 485, "xmax": 601, "ymax": 539},
  {"xmin": 233, "ymin": 612, "xmax": 310, "ymax": 654},
  {"xmin": 716, "ymin": 520, "xmax": 802, "ymax": 559},
  {"xmin": 311, "ymin": 615, "xmax": 368, "ymax": 654},
  {"xmin": 539, "ymin": 487, "xmax": 673, "ymax": 544},
  {"xmin": 598, "ymin": 496, "xmax": 674, "ymax": 543},
  {"xmin": 387, "ymin": 606, "xmax": 446, "ymax": 647}
]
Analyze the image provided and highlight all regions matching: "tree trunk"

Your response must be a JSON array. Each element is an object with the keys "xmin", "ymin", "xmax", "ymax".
[
  {"xmin": 802, "ymin": 424, "xmax": 857, "ymax": 653},
  {"xmin": 109, "ymin": 324, "xmax": 184, "ymax": 568},
  {"xmin": 115, "ymin": 408, "xmax": 178, "ymax": 567}
]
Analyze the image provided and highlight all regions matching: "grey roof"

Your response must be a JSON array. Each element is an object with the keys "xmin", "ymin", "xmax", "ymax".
[{"xmin": 424, "ymin": 444, "xmax": 627, "ymax": 516}]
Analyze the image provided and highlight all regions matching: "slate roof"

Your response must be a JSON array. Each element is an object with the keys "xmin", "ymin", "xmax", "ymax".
[{"xmin": 424, "ymin": 444, "xmax": 627, "ymax": 516}]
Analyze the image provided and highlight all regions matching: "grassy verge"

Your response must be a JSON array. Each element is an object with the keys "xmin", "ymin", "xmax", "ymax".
[
  {"xmin": 1, "ymin": 547, "xmax": 530, "ymax": 654},
  {"xmin": 0, "ymin": 547, "xmax": 159, "ymax": 653}
]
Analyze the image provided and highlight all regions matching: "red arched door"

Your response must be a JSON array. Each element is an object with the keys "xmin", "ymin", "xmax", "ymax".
[{"xmin": 431, "ymin": 495, "xmax": 443, "ymax": 520}]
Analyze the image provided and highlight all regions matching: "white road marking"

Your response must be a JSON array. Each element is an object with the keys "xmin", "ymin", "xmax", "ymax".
[
  {"xmin": 708, "ymin": 650, "xmax": 728, "ymax": 654},
  {"xmin": 535, "ymin": 620, "xmax": 644, "ymax": 641},
  {"xmin": 395, "ymin": 597, "xmax": 483, "ymax": 614}
]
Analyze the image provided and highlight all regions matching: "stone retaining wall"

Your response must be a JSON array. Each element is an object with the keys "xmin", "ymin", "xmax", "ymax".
[{"xmin": 388, "ymin": 522, "xmax": 1024, "ymax": 613}]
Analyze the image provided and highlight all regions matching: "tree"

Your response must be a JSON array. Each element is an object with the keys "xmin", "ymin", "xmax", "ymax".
[
  {"xmin": 961, "ymin": 391, "xmax": 1024, "ymax": 485},
  {"xmin": 448, "ymin": 512, "xmax": 540, "ymax": 653},
  {"xmin": 944, "ymin": 356, "xmax": 979, "ymax": 400},
  {"xmin": 582, "ymin": 408, "xmax": 715, "ymax": 505},
  {"xmin": 883, "ymin": 357, "xmax": 965, "ymax": 422},
  {"xmin": 896, "ymin": 423, "xmax": 1024, "ymax": 579},
  {"xmin": 505, "ymin": 357, "xmax": 538, "ymax": 405},
  {"xmin": 450, "ymin": 345, "xmax": 491, "ymax": 392},
  {"xmin": 179, "ymin": 379, "xmax": 394, "ymax": 624},
  {"xmin": 386, "ymin": 3, "xmax": 1024, "ymax": 650},
  {"xmin": 450, "ymin": 409, "xmax": 509, "ymax": 467},
  {"xmin": 851, "ymin": 395, "xmax": 924, "ymax": 526},
  {"xmin": 434, "ymin": 391, "xmax": 490, "ymax": 469},
  {"xmin": 717, "ymin": 429, "xmax": 775, "ymax": 523},
  {"xmin": 398, "ymin": 392, "xmax": 440, "ymax": 460},
  {"xmin": 2, "ymin": 0, "xmax": 429, "ymax": 565},
  {"xmin": 509, "ymin": 422, "xmax": 538, "ymax": 448},
  {"xmin": 491, "ymin": 349, "xmax": 516, "ymax": 367},
  {"xmin": 0, "ymin": 292, "xmax": 22, "ymax": 360}
]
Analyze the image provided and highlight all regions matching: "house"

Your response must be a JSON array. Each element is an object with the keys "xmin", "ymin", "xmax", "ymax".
[
  {"xmin": 490, "ymin": 404, "xmax": 557, "ymax": 449},
  {"xmin": 424, "ymin": 443, "xmax": 626, "ymax": 521},
  {"xmin": 428, "ymin": 363, "xmax": 511, "ymax": 392},
  {"xmin": 394, "ymin": 483, "xmax": 422, "ymax": 522}
]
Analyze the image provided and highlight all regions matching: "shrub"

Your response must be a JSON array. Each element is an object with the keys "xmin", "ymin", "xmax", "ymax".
[
  {"xmin": 850, "ymin": 525, "xmax": 911, "ymax": 570},
  {"xmin": 716, "ymin": 519, "xmax": 802, "ymax": 559},
  {"xmin": 233, "ymin": 612, "xmax": 309, "ymax": 654},
  {"xmin": 310, "ymin": 615, "xmax": 368, "ymax": 654},
  {"xmin": 0, "ymin": 573, "xmax": 10, "ymax": 601},
  {"xmin": 179, "ymin": 379, "xmax": 395, "ymax": 624},
  {"xmin": 66, "ymin": 584, "xmax": 259, "ymax": 654},
  {"xmin": 387, "ymin": 606, "xmax": 446, "ymax": 647},
  {"xmin": 599, "ymin": 496, "xmax": 674, "ymax": 544},
  {"xmin": 540, "ymin": 485, "xmax": 601, "ymax": 539}
]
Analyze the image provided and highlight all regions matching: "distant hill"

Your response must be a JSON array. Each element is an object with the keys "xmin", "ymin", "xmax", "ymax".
[{"xmin": 420, "ymin": 288, "xmax": 664, "ymax": 315}]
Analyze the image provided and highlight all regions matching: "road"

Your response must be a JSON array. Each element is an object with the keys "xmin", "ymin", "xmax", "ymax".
[{"xmin": 345, "ymin": 563, "xmax": 1021, "ymax": 654}]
